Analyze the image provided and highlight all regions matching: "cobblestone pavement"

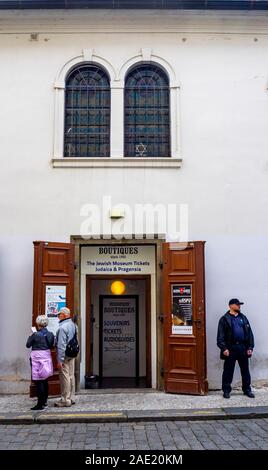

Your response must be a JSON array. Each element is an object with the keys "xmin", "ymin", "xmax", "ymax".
[
  {"xmin": 1, "ymin": 387, "xmax": 268, "ymax": 413},
  {"xmin": 0, "ymin": 418, "xmax": 268, "ymax": 450}
]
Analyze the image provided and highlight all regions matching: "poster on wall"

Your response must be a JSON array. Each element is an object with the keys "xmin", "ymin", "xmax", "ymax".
[
  {"xmin": 45, "ymin": 285, "xmax": 66, "ymax": 335},
  {"xmin": 101, "ymin": 297, "xmax": 137, "ymax": 378},
  {"xmin": 171, "ymin": 284, "xmax": 193, "ymax": 335}
]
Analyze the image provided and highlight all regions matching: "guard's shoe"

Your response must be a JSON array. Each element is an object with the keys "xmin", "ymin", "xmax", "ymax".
[
  {"xmin": 31, "ymin": 404, "xmax": 44, "ymax": 411},
  {"xmin": 244, "ymin": 391, "xmax": 255, "ymax": 398},
  {"xmin": 223, "ymin": 392, "xmax": 230, "ymax": 399}
]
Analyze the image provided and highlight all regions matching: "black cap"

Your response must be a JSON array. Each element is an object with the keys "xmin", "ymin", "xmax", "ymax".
[{"xmin": 229, "ymin": 298, "xmax": 244, "ymax": 306}]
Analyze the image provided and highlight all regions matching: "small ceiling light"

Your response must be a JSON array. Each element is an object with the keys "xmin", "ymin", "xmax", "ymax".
[
  {"xmin": 109, "ymin": 208, "xmax": 125, "ymax": 219},
  {"xmin": 111, "ymin": 280, "xmax": 126, "ymax": 296}
]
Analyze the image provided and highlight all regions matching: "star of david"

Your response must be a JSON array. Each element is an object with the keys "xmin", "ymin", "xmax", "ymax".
[{"xmin": 135, "ymin": 143, "xmax": 147, "ymax": 157}]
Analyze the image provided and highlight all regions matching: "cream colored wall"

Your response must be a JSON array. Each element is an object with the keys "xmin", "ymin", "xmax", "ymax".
[{"xmin": 1, "ymin": 10, "xmax": 268, "ymax": 391}]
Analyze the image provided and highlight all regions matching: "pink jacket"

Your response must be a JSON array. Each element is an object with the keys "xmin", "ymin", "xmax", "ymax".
[{"xmin": 30, "ymin": 350, "xmax": 53, "ymax": 381}]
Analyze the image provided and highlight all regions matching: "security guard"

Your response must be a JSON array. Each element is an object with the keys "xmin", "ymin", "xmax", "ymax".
[{"xmin": 217, "ymin": 298, "xmax": 255, "ymax": 399}]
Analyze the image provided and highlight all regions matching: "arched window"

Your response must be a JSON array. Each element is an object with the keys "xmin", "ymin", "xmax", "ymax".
[
  {"xmin": 124, "ymin": 64, "xmax": 170, "ymax": 158},
  {"xmin": 64, "ymin": 64, "xmax": 110, "ymax": 158}
]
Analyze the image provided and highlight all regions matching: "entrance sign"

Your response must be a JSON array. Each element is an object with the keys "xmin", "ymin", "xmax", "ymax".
[
  {"xmin": 171, "ymin": 284, "xmax": 193, "ymax": 335},
  {"xmin": 81, "ymin": 245, "xmax": 155, "ymax": 275},
  {"xmin": 45, "ymin": 285, "xmax": 66, "ymax": 335},
  {"xmin": 100, "ymin": 296, "xmax": 138, "ymax": 378}
]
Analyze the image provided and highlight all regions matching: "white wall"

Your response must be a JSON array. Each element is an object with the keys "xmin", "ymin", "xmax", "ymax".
[{"xmin": 0, "ymin": 10, "xmax": 268, "ymax": 391}]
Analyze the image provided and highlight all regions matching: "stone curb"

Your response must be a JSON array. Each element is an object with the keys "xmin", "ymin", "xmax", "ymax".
[{"xmin": 0, "ymin": 406, "xmax": 268, "ymax": 424}]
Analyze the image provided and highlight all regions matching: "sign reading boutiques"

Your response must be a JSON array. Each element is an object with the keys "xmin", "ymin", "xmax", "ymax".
[{"xmin": 81, "ymin": 245, "xmax": 155, "ymax": 275}]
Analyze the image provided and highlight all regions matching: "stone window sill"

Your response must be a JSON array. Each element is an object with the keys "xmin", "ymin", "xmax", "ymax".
[{"xmin": 52, "ymin": 157, "xmax": 183, "ymax": 168}]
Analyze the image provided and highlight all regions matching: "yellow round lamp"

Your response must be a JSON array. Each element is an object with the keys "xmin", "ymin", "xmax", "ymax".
[{"xmin": 111, "ymin": 280, "xmax": 126, "ymax": 296}]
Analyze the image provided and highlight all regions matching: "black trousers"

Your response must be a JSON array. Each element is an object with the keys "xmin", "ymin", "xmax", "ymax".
[
  {"xmin": 35, "ymin": 379, "xmax": 49, "ymax": 406},
  {"xmin": 222, "ymin": 346, "xmax": 251, "ymax": 393}
]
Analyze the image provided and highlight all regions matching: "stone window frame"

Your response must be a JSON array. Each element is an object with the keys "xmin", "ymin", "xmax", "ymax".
[{"xmin": 52, "ymin": 48, "xmax": 182, "ymax": 168}]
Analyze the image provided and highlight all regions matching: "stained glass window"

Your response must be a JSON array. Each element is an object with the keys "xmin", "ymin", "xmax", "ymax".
[
  {"xmin": 124, "ymin": 64, "xmax": 170, "ymax": 158},
  {"xmin": 64, "ymin": 64, "xmax": 110, "ymax": 158}
]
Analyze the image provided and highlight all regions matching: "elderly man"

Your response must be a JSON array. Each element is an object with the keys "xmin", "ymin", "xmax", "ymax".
[
  {"xmin": 55, "ymin": 307, "xmax": 77, "ymax": 407},
  {"xmin": 217, "ymin": 298, "xmax": 255, "ymax": 399}
]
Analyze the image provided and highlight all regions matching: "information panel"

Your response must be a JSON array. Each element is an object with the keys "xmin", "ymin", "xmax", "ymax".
[
  {"xmin": 171, "ymin": 284, "xmax": 193, "ymax": 335},
  {"xmin": 45, "ymin": 285, "xmax": 66, "ymax": 335}
]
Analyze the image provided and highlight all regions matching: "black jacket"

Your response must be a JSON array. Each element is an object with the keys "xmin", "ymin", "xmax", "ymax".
[
  {"xmin": 217, "ymin": 311, "xmax": 254, "ymax": 359},
  {"xmin": 26, "ymin": 328, "xmax": 55, "ymax": 351}
]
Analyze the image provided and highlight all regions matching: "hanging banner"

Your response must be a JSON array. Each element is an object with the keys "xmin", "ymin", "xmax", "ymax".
[
  {"xmin": 101, "ymin": 297, "xmax": 137, "ymax": 377},
  {"xmin": 45, "ymin": 285, "xmax": 66, "ymax": 335},
  {"xmin": 171, "ymin": 284, "xmax": 193, "ymax": 335}
]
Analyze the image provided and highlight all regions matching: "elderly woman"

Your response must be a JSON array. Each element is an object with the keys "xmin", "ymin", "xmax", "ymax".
[{"xmin": 26, "ymin": 315, "xmax": 55, "ymax": 410}]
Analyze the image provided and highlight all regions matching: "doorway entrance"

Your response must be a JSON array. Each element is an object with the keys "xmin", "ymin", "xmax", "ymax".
[
  {"xmin": 31, "ymin": 240, "xmax": 207, "ymax": 396},
  {"xmin": 86, "ymin": 275, "xmax": 151, "ymax": 388},
  {"xmin": 100, "ymin": 295, "xmax": 139, "ymax": 388}
]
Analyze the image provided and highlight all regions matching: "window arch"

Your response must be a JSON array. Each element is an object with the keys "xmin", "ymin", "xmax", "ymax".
[
  {"xmin": 64, "ymin": 64, "xmax": 110, "ymax": 158},
  {"xmin": 124, "ymin": 63, "xmax": 170, "ymax": 158}
]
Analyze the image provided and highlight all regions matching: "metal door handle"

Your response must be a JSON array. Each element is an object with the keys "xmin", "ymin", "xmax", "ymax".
[{"xmin": 158, "ymin": 314, "xmax": 167, "ymax": 323}]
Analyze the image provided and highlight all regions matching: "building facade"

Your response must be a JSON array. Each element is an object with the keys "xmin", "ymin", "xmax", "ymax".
[{"xmin": 0, "ymin": 2, "xmax": 268, "ymax": 394}]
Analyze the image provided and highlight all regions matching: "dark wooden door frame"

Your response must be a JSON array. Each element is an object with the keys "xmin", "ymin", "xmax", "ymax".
[
  {"xmin": 99, "ymin": 295, "xmax": 139, "ymax": 383},
  {"xmin": 86, "ymin": 274, "xmax": 151, "ymax": 387}
]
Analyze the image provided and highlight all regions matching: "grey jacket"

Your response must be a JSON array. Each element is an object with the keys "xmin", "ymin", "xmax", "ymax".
[{"xmin": 56, "ymin": 317, "xmax": 76, "ymax": 363}]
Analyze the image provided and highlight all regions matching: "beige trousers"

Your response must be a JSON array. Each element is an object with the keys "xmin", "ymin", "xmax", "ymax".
[{"xmin": 58, "ymin": 357, "xmax": 75, "ymax": 404}]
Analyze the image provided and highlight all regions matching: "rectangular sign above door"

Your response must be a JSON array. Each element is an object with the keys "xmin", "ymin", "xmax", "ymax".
[{"xmin": 81, "ymin": 245, "xmax": 155, "ymax": 275}]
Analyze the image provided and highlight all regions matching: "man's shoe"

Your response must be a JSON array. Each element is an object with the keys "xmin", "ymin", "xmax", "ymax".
[
  {"xmin": 71, "ymin": 400, "xmax": 75, "ymax": 405},
  {"xmin": 54, "ymin": 400, "xmax": 72, "ymax": 407},
  {"xmin": 244, "ymin": 391, "xmax": 255, "ymax": 398},
  {"xmin": 223, "ymin": 392, "xmax": 230, "ymax": 399}
]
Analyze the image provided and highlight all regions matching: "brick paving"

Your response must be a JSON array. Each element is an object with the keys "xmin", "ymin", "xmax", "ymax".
[{"xmin": 0, "ymin": 418, "xmax": 268, "ymax": 450}]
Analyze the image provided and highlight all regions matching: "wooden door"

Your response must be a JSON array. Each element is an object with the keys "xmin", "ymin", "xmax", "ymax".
[
  {"xmin": 30, "ymin": 241, "xmax": 75, "ymax": 396},
  {"xmin": 163, "ymin": 241, "xmax": 208, "ymax": 395}
]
